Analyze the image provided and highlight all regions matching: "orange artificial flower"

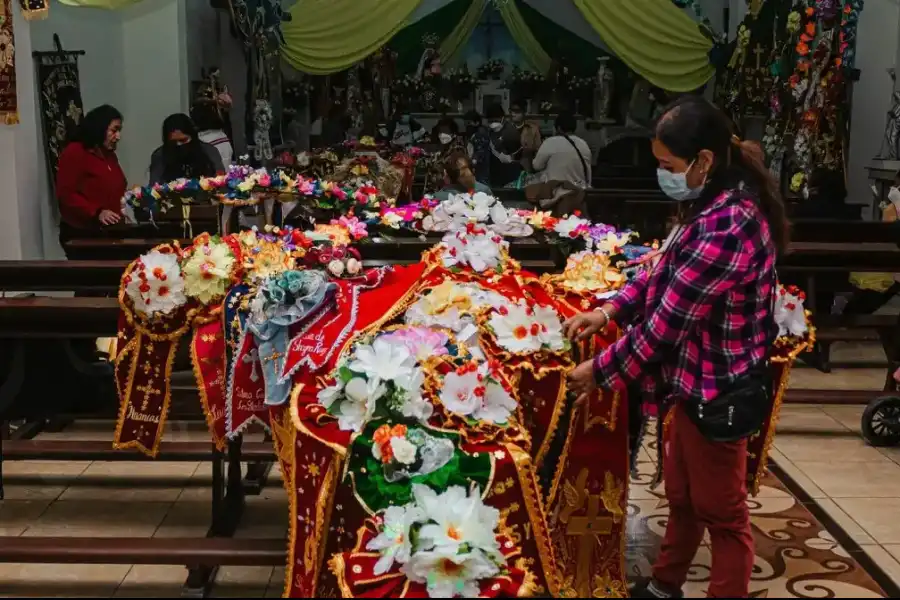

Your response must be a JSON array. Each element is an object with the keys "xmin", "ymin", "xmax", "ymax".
[
  {"xmin": 797, "ymin": 59, "xmax": 810, "ymax": 72},
  {"xmin": 805, "ymin": 6, "xmax": 814, "ymax": 16},
  {"xmin": 805, "ymin": 23, "xmax": 816, "ymax": 37},
  {"xmin": 834, "ymin": 57, "xmax": 843, "ymax": 67},
  {"xmin": 843, "ymin": 3, "xmax": 852, "ymax": 13},
  {"xmin": 372, "ymin": 424, "xmax": 408, "ymax": 464},
  {"xmin": 796, "ymin": 41, "xmax": 810, "ymax": 56}
]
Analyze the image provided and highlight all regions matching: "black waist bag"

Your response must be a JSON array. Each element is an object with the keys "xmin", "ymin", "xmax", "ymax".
[{"xmin": 682, "ymin": 363, "xmax": 774, "ymax": 443}]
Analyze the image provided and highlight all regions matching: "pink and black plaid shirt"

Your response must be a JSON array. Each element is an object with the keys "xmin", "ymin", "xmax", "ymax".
[{"xmin": 594, "ymin": 189, "xmax": 777, "ymax": 403}]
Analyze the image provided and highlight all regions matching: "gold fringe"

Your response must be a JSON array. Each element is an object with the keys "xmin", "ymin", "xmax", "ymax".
[
  {"xmin": 21, "ymin": 5, "xmax": 49, "ymax": 20},
  {"xmin": 2, "ymin": 112, "xmax": 19, "ymax": 125}
]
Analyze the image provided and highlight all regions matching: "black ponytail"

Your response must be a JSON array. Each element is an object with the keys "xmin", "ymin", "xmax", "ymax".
[{"xmin": 655, "ymin": 96, "xmax": 790, "ymax": 254}]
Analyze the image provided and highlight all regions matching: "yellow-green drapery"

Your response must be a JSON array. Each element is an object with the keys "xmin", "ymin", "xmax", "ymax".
[
  {"xmin": 572, "ymin": 0, "xmax": 713, "ymax": 92},
  {"xmin": 438, "ymin": 0, "xmax": 485, "ymax": 65},
  {"xmin": 56, "ymin": 0, "xmax": 145, "ymax": 7},
  {"xmin": 496, "ymin": 0, "xmax": 550, "ymax": 74},
  {"xmin": 281, "ymin": 0, "xmax": 423, "ymax": 75}
]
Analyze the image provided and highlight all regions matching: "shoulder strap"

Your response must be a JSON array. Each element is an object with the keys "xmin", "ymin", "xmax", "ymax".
[{"xmin": 562, "ymin": 135, "xmax": 589, "ymax": 184}]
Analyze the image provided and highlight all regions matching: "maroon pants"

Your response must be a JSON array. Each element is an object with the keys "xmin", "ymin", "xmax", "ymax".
[{"xmin": 653, "ymin": 405, "xmax": 755, "ymax": 598}]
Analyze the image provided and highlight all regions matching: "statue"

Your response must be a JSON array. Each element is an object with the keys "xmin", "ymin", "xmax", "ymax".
[
  {"xmin": 595, "ymin": 57, "xmax": 614, "ymax": 120},
  {"xmin": 880, "ymin": 69, "xmax": 900, "ymax": 159}
]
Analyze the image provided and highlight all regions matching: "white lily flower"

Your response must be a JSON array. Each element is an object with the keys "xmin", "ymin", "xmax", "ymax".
[
  {"xmin": 348, "ymin": 337, "xmax": 415, "ymax": 387},
  {"xmin": 475, "ymin": 382, "xmax": 517, "ymax": 424},
  {"xmin": 402, "ymin": 549, "xmax": 498, "ymax": 598},
  {"xmin": 366, "ymin": 504, "xmax": 425, "ymax": 575}
]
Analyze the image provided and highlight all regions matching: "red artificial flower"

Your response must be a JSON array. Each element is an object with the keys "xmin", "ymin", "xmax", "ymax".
[{"xmin": 805, "ymin": 22, "xmax": 816, "ymax": 37}]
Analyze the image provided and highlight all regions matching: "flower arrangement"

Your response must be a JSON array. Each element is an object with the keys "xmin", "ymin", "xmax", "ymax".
[
  {"xmin": 446, "ymin": 68, "xmax": 478, "ymax": 100},
  {"xmin": 366, "ymin": 484, "xmax": 507, "ymax": 597},
  {"xmin": 507, "ymin": 68, "xmax": 547, "ymax": 98},
  {"xmin": 317, "ymin": 332, "xmax": 435, "ymax": 432},
  {"xmin": 477, "ymin": 59, "xmax": 506, "ymax": 80},
  {"xmin": 441, "ymin": 224, "xmax": 509, "ymax": 273},
  {"xmin": 123, "ymin": 248, "xmax": 187, "ymax": 317},
  {"xmin": 181, "ymin": 234, "xmax": 239, "ymax": 304},
  {"xmin": 775, "ymin": 283, "xmax": 808, "ymax": 339}
]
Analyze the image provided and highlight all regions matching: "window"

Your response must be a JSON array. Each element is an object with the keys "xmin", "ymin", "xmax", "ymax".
[{"xmin": 462, "ymin": 5, "xmax": 523, "ymax": 72}]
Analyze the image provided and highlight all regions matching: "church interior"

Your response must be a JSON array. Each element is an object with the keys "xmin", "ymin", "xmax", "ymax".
[{"xmin": 0, "ymin": 0, "xmax": 898, "ymax": 597}]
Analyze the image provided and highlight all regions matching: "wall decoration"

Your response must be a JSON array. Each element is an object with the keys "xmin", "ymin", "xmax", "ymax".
[
  {"xmin": 0, "ymin": 0, "xmax": 17, "ymax": 124},
  {"xmin": 19, "ymin": 0, "xmax": 48, "ymax": 20},
  {"xmin": 34, "ymin": 35, "xmax": 85, "ymax": 191}
]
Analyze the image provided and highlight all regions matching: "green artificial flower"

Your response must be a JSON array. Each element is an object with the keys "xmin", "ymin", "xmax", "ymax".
[{"xmin": 787, "ymin": 11, "xmax": 801, "ymax": 33}]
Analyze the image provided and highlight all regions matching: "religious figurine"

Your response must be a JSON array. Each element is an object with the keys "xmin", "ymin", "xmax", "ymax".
[
  {"xmin": 253, "ymin": 99, "xmax": 274, "ymax": 161},
  {"xmin": 880, "ymin": 69, "xmax": 900, "ymax": 159},
  {"xmin": 594, "ymin": 56, "xmax": 614, "ymax": 120}
]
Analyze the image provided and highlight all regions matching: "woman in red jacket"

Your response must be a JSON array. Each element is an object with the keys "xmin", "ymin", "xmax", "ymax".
[{"xmin": 56, "ymin": 105, "xmax": 126, "ymax": 249}]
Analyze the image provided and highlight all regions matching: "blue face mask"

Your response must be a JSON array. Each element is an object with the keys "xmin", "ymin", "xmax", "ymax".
[{"xmin": 657, "ymin": 160, "xmax": 705, "ymax": 202}]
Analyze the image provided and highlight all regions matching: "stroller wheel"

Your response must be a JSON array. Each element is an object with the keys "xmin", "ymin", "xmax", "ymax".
[{"xmin": 862, "ymin": 396, "xmax": 900, "ymax": 447}]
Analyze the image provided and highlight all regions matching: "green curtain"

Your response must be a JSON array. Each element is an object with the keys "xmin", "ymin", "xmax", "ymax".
[
  {"xmin": 282, "ymin": 0, "xmax": 423, "ymax": 75},
  {"xmin": 496, "ymin": 0, "xmax": 550, "ymax": 73},
  {"xmin": 517, "ymin": 0, "xmax": 606, "ymax": 75},
  {"xmin": 56, "ymin": 0, "xmax": 144, "ymax": 7},
  {"xmin": 389, "ymin": 0, "xmax": 475, "ymax": 74},
  {"xmin": 438, "ymin": 0, "xmax": 486, "ymax": 65},
  {"xmin": 572, "ymin": 0, "xmax": 713, "ymax": 92}
]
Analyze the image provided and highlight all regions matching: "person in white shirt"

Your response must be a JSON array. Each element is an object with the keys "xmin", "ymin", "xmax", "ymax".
[
  {"xmin": 191, "ymin": 103, "xmax": 233, "ymax": 168},
  {"xmin": 532, "ymin": 111, "xmax": 591, "ymax": 188}
]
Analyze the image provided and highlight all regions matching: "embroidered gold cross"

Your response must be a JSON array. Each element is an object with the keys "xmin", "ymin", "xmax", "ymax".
[
  {"xmin": 262, "ymin": 350, "xmax": 284, "ymax": 364},
  {"xmin": 567, "ymin": 494, "xmax": 613, "ymax": 597},
  {"xmin": 136, "ymin": 379, "xmax": 161, "ymax": 410}
]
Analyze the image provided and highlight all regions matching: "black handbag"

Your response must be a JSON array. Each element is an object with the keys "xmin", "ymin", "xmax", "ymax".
[{"xmin": 681, "ymin": 362, "xmax": 774, "ymax": 443}]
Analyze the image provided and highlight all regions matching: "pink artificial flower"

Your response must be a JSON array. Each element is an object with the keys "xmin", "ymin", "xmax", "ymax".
[
  {"xmin": 258, "ymin": 173, "xmax": 272, "ymax": 187},
  {"xmin": 332, "ymin": 187, "xmax": 348, "ymax": 201},
  {"xmin": 380, "ymin": 327, "xmax": 449, "ymax": 362},
  {"xmin": 331, "ymin": 216, "xmax": 368, "ymax": 240}
]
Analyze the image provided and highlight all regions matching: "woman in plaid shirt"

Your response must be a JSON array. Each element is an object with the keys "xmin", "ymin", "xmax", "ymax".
[{"xmin": 565, "ymin": 96, "xmax": 790, "ymax": 598}]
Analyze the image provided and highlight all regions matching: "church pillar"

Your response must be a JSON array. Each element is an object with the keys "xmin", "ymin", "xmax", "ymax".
[{"xmin": 847, "ymin": 0, "xmax": 900, "ymax": 217}]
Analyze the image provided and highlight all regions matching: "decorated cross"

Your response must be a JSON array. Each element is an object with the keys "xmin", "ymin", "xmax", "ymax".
[{"xmin": 242, "ymin": 348, "xmax": 260, "ymax": 382}]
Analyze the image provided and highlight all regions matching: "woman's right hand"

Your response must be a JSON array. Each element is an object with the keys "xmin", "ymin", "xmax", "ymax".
[
  {"xmin": 562, "ymin": 310, "xmax": 609, "ymax": 342},
  {"xmin": 98, "ymin": 209, "xmax": 121, "ymax": 226}
]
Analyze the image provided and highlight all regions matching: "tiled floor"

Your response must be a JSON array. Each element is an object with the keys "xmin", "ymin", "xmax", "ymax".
[{"xmin": 1, "ymin": 342, "xmax": 899, "ymax": 597}]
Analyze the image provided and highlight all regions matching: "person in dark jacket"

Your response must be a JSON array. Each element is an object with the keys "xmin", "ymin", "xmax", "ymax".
[{"xmin": 148, "ymin": 113, "xmax": 223, "ymax": 185}]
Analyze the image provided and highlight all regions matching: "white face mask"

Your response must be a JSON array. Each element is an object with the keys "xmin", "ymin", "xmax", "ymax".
[
  {"xmin": 489, "ymin": 122, "xmax": 503, "ymax": 132},
  {"xmin": 439, "ymin": 133, "xmax": 453, "ymax": 144},
  {"xmin": 378, "ymin": 127, "xmax": 388, "ymax": 136}
]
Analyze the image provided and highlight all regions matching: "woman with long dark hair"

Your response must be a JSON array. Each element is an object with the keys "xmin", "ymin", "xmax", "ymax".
[
  {"xmin": 564, "ymin": 96, "xmax": 789, "ymax": 598},
  {"xmin": 148, "ymin": 113, "xmax": 223, "ymax": 185},
  {"xmin": 56, "ymin": 104, "xmax": 127, "ymax": 244}
]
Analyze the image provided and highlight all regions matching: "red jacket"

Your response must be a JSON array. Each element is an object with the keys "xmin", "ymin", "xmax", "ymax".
[{"xmin": 56, "ymin": 142, "xmax": 127, "ymax": 228}]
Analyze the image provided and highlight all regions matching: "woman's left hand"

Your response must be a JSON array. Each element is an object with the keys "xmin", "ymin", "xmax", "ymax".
[{"xmin": 567, "ymin": 359, "xmax": 597, "ymax": 402}]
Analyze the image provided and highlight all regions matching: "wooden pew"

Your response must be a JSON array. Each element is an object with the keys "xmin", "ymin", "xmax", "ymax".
[{"xmin": 0, "ymin": 297, "xmax": 280, "ymax": 595}]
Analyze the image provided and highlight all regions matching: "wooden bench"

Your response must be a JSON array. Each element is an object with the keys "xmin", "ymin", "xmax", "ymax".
[
  {"xmin": 0, "ymin": 297, "xmax": 280, "ymax": 595},
  {"xmin": 0, "ymin": 536, "xmax": 284, "ymax": 567}
]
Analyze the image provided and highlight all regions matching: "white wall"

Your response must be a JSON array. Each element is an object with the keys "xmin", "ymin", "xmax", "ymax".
[
  {"xmin": 118, "ymin": 0, "xmax": 190, "ymax": 185},
  {"xmin": 847, "ymin": 0, "xmax": 900, "ymax": 215}
]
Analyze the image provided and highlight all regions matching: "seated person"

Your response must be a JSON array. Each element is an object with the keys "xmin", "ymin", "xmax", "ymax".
[
  {"xmin": 191, "ymin": 102, "xmax": 234, "ymax": 167},
  {"xmin": 389, "ymin": 104, "xmax": 426, "ymax": 147},
  {"xmin": 432, "ymin": 151, "xmax": 492, "ymax": 201},
  {"xmin": 149, "ymin": 113, "xmax": 223, "ymax": 185},
  {"xmin": 464, "ymin": 110, "xmax": 491, "ymax": 184},
  {"xmin": 432, "ymin": 116, "xmax": 465, "ymax": 155},
  {"xmin": 56, "ymin": 104, "xmax": 127, "ymax": 248},
  {"xmin": 525, "ymin": 111, "xmax": 592, "ymax": 216}
]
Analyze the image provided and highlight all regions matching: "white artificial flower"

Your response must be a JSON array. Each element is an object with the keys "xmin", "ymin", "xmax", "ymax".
[
  {"xmin": 439, "ymin": 369, "xmax": 481, "ymax": 416},
  {"xmin": 532, "ymin": 304, "xmax": 566, "ymax": 351},
  {"xmin": 336, "ymin": 376, "xmax": 385, "ymax": 432},
  {"xmin": 327, "ymin": 260, "xmax": 345, "ymax": 277},
  {"xmin": 488, "ymin": 202, "xmax": 509, "ymax": 225},
  {"xmin": 488, "ymin": 305, "xmax": 542, "ymax": 353},
  {"xmin": 441, "ymin": 228, "xmax": 505, "ymax": 273},
  {"xmin": 554, "ymin": 214, "xmax": 590, "ymax": 239},
  {"xmin": 366, "ymin": 504, "xmax": 425, "ymax": 575},
  {"xmin": 124, "ymin": 250, "xmax": 187, "ymax": 316},
  {"xmin": 402, "ymin": 549, "xmax": 498, "ymax": 598},
  {"xmin": 348, "ymin": 337, "xmax": 415, "ymax": 388},
  {"xmin": 774, "ymin": 286, "xmax": 808, "ymax": 338},
  {"xmin": 316, "ymin": 379, "xmax": 344, "ymax": 410},
  {"xmin": 390, "ymin": 437, "xmax": 418, "ymax": 465},
  {"xmin": 182, "ymin": 241, "xmax": 235, "ymax": 304},
  {"xmin": 395, "ymin": 368, "xmax": 434, "ymax": 422},
  {"xmin": 476, "ymin": 382, "xmax": 517, "ymax": 424},
  {"xmin": 412, "ymin": 484, "xmax": 501, "ymax": 558}
]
